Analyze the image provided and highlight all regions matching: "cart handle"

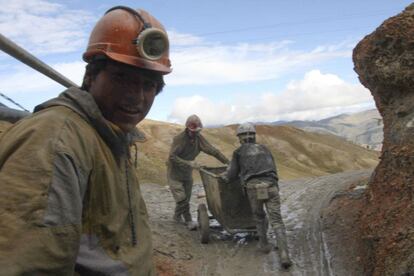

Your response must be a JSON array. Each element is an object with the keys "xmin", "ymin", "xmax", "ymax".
[{"xmin": 199, "ymin": 167, "xmax": 219, "ymax": 178}]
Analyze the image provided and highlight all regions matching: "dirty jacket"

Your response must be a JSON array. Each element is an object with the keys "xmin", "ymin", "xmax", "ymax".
[
  {"xmin": 0, "ymin": 87, "xmax": 154, "ymax": 275},
  {"xmin": 224, "ymin": 142, "xmax": 278, "ymax": 185},
  {"xmin": 168, "ymin": 130, "xmax": 229, "ymax": 180}
]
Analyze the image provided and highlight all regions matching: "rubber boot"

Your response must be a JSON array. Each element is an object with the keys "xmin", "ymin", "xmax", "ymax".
[
  {"xmin": 186, "ymin": 220, "xmax": 198, "ymax": 231},
  {"xmin": 257, "ymin": 221, "xmax": 272, "ymax": 254},
  {"xmin": 274, "ymin": 227, "xmax": 292, "ymax": 269},
  {"xmin": 173, "ymin": 212, "xmax": 184, "ymax": 224}
]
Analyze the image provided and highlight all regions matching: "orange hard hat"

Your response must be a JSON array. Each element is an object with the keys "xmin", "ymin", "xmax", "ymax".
[
  {"xmin": 83, "ymin": 6, "xmax": 172, "ymax": 74},
  {"xmin": 185, "ymin": 114, "xmax": 203, "ymax": 132}
]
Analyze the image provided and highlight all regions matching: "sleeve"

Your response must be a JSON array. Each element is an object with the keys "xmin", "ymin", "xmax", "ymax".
[
  {"xmin": 265, "ymin": 146, "xmax": 279, "ymax": 182},
  {"xmin": 168, "ymin": 136, "xmax": 192, "ymax": 168},
  {"xmin": 222, "ymin": 150, "xmax": 240, "ymax": 182},
  {"xmin": 44, "ymin": 151, "xmax": 88, "ymax": 227},
  {"xmin": 0, "ymin": 126, "xmax": 88, "ymax": 275},
  {"xmin": 199, "ymin": 135, "xmax": 229, "ymax": 164}
]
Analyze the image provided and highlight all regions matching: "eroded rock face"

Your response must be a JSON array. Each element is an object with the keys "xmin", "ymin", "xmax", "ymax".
[{"xmin": 353, "ymin": 4, "xmax": 414, "ymax": 275}]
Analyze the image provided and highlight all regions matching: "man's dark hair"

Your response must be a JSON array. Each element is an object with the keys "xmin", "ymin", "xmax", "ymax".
[{"xmin": 81, "ymin": 58, "xmax": 165, "ymax": 94}]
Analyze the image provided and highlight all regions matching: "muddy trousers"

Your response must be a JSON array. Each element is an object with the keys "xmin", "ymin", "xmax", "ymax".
[
  {"xmin": 246, "ymin": 182, "xmax": 292, "ymax": 267},
  {"xmin": 168, "ymin": 177, "xmax": 194, "ymax": 222},
  {"xmin": 246, "ymin": 183, "xmax": 285, "ymax": 231}
]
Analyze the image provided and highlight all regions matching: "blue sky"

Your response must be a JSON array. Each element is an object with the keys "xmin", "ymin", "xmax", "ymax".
[{"xmin": 0, "ymin": 0, "xmax": 411, "ymax": 125}]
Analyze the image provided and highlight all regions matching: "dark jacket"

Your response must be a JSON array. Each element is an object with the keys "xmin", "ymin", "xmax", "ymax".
[{"xmin": 224, "ymin": 142, "xmax": 278, "ymax": 185}]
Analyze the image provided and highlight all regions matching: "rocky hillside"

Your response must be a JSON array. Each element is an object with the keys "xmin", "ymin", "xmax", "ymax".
[
  {"xmin": 344, "ymin": 4, "xmax": 414, "ymax": 275},
  {"xmin": 135, "ymin": 119, "xmax": 378, "ymax": 185},
  {"xmin": 273, "ymin": 109, "xmax": 383, "ymax": 150}
]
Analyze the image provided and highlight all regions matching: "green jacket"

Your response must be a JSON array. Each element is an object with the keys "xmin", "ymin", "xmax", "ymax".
[
  {"xmin": 167, "ymin": 130, "xmax": 229, "ymax": 180},
  {"xmin": 0, "ymin": 87, "xmax": 154, "ymax": 275}
]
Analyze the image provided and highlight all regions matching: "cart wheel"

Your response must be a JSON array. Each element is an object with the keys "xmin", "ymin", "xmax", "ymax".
[{"xmin": 197, "ymin": 203, "xmax": 210, "ymax": 244}]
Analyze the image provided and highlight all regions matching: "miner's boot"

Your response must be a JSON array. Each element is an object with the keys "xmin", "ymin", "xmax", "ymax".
[
  {"xmin": 173, "ymin": 212, "xmax": 184, "ymax": 224},
  {"xmin": 183, "ymin": 211, "xmax": 197, "ymax": 231},
  {"xmin": 274, "ymin": 228, "xmax": 292, "ymax": 269},
  {"xmin": 257, "ymin": 221, "xmax": 272, "ymax": 254}
]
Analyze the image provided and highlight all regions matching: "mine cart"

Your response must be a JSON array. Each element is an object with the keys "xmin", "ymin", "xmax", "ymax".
[{"xmin": 197, "ymin": 166, "xmax": 256, "ymax": 244}]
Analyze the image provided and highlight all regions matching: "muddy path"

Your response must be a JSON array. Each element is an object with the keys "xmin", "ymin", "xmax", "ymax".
[{"xmin": 142, "ymin": 170, "xmax": 372, "ymax": 276}]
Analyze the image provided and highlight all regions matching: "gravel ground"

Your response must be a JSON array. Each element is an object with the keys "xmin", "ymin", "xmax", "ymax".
[{"xmin": 142, "ymin": 169, "xmax": 372, "ymax": 276}]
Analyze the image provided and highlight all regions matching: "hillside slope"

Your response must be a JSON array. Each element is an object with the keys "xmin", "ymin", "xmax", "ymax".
[
  {"xmin": 136, "ymin": 119, "xmax": 378, "ymax": 184},
  {"xmin": 0, "ymin": 118, "xmax": 379, "ymax": 185},
  {"xmin": 273, "ymin": 109, "xmax": 383, "ymax": 150}
]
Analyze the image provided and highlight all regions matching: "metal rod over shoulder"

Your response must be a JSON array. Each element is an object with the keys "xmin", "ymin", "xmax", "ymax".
[{"xmin": 0, "ymin": 33, "xmax": 78, "ymax": 88}]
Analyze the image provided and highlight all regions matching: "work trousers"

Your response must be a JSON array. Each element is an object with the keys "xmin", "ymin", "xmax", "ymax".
[
  {"xmin": 246, "ymin": 179, "xmax": 286, "ymax": 230},
  {"xmin": 168, "ymin": 177, "xmax": 193, "ymax": 222}
]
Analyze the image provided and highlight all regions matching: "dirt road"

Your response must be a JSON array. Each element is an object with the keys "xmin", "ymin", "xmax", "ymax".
[{"xmin": 142, "ymin": 170, "xmax": 372, "ymax": 275}]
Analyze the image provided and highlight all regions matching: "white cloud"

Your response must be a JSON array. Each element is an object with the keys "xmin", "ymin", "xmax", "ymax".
[
  {"xmin": 0, "ymin": 0, "xmax": 94, "ymax": 54},
  {"xmin": 0, "ymin": 61, "xmax": 84, "ymax": 93},
  {"xmin": 165, "ymin": 35, "xmax": 352, "ymax": 86},
  {"xmin": 168, "ymin": 70, "xmax": 374, "ymax": 125},
  {"xmin": 168, "ymin": 30, "xmax": 204, "ymax": 46}
]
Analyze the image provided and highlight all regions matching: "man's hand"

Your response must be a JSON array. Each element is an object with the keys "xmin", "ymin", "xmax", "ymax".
[
  {"xmin": 189, "ymin": 161, "xmax": 201, "ymax": 170},
  {"xmin": 218, "ymin": 172, "xmax": 228, "ymax": 183}
]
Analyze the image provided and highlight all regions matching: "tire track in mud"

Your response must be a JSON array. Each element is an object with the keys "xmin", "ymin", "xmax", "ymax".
[
  {"xmin": 280, "ymin": 170, "xmax": 371, "ymax": 276},
  {"xmin": 142, "ymin": 169, "xmax": 372, "ymax": 276}
]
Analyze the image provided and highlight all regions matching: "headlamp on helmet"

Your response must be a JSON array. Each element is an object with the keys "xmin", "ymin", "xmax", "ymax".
[
  {"xmin": 135, "ymin": 28, "xmax": 169, "ymax": 61},
  {"xmin": 105, "ymin": 6, "xmax": 169, "ymax": 62}
]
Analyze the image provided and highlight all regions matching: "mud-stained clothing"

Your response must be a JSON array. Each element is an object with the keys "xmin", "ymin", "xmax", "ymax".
[
  {"xmin": 0, "ymin": 87, "xmax": 155, "ymax": 275},
  {"xmin": 245, "ymin": 179, "xmax": 284, "ymax": 229},
  {"xmin": 225, "ymin": 142, "xmax": 278, "ymax": 184},
  {"xmin": 167, "ymin": 130, "xmax": 228, "ymax": 221},
  {"xmin": 223, "ymin": 142, "xmax": 286, "ymax": 229}
]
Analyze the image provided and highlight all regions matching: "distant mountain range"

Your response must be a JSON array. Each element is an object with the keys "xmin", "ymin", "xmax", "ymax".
[
  {"xmin": 0, "ymin": 110, "xmax": 381, "ymax": 185},
  {"xmin": 134, "ymin": 119, "xmax": 378, "ymax": 184},
  {"xmin": 270, "ymin": 109, "xmax": 383, "ymax": 151}
]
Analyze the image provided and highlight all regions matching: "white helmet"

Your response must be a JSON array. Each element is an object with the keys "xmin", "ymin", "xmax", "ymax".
[{"xmin": 237, "ymin": 122, "xmax": 256, "ymax": 136}]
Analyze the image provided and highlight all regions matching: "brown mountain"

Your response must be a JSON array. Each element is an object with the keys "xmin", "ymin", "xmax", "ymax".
[
  {"xmin": 136, "ymin": 119, "xmax": 379, "ymax": 185},
  {"xmin": 0, "ymin": 118, "xmax": 379, "ymax": 185}
]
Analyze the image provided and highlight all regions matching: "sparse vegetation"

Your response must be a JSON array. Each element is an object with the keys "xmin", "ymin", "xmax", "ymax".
[{"xmin": 136, "ymin": 119, "xmax": 379, "ymax": 185}]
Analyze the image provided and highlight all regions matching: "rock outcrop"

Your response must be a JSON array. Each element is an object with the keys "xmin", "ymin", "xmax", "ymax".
[{"xmin": 353, "ymin": 4, "xmax": 414, "ymax": 275}]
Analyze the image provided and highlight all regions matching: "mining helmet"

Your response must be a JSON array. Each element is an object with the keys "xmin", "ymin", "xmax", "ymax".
[
  {"xmin": 237, "ymin": 122, "xmax": 256, "ymax": 136},
  {"xmin": 185, "ymin": 115, "xmax": 203, "ymax": 132},
  {"xmin": 83, "ymin": 6, "xmax": 171, "ymax": 74}
]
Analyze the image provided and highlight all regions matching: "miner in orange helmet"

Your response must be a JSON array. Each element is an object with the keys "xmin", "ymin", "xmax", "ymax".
[
  {"xmin": 0, "ymin": 6, "xmax": 169, "ymax": 275},
  {"xmin": 167, "ymin": 114, "xmax": 229, "ymax": 230}
]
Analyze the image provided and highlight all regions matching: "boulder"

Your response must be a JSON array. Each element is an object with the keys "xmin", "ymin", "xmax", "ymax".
[{"xmin": 353, "ymin": 4, "xmax": 414, "ymax": 275}]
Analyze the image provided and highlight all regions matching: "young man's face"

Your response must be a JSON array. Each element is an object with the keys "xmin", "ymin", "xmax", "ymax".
[{"xmin": 89, "ymin": 61, "xmax": 159, "ymax": 132}]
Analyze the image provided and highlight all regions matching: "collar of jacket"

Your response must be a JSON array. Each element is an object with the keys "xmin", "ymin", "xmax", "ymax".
[
  {"xmin": 184, "ymin": 129, "xmax": 200, "ymax": 142},
  {"xmin": 34, "ymin": 86, "xmax": 146, "ymax": 160}
]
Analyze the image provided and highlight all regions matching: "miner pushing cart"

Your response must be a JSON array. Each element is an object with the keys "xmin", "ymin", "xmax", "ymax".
[{"xmin": 197, "ymin": 166, "xmax": 257, "ymax": 244}]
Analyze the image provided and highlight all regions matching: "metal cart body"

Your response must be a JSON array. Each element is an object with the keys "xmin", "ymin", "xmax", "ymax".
[{"xmin": 197, "ymin": 166, "xmax": 256, "ymax": 243}]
